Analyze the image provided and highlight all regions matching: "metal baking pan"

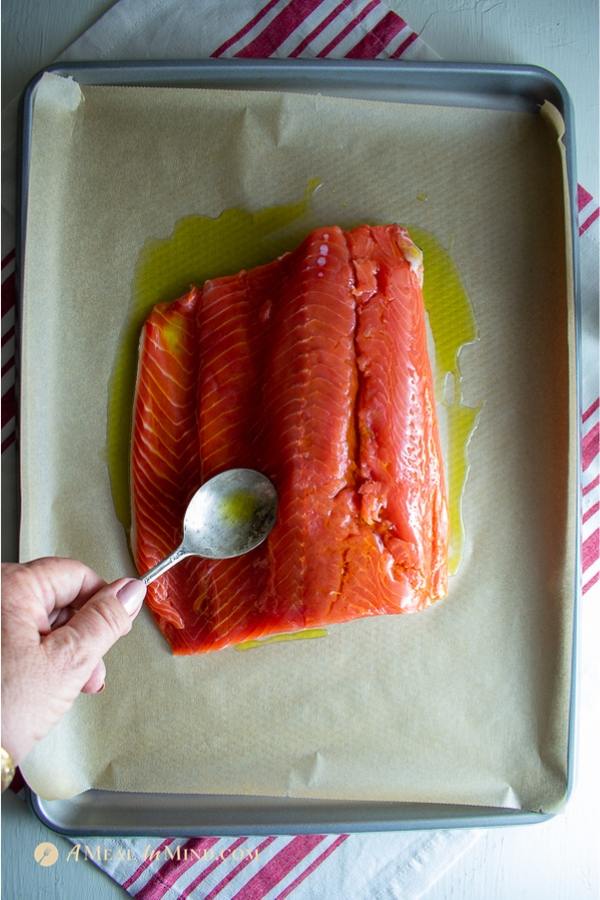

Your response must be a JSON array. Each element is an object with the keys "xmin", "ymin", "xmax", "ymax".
[{"xmin": 19, "ymin": 59, "xmax": 581, "ymax": 836}]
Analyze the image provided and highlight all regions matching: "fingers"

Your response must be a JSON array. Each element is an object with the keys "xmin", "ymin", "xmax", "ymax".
[
  {"xmin": 14, "ymin": 557, "xmax": 106, "ymax": 613},
  {"xmin": 81, "ymin": 659, "xmax": 106, "ymax": 694},
  {"xmin": 48, "ymin": 607, "xmax": 73, "ymax": 629},
  {"xmin": 43, "ymin": 578, "xmax": 146, "ymax": 686}
]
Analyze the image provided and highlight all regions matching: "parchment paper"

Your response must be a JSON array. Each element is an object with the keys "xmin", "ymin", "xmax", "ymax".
[{"xmin": 19, "ymin": 74, "xmax": 575, "ymax": 810}]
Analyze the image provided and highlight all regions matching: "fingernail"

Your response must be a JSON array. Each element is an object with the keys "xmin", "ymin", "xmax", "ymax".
[
  {"xmin": 96, "ymin": 683, "xmax": 106, "ymax": 694},
  {"xmin": 117, "ymin": 579, "xmax": 146, "ymax": 615}
]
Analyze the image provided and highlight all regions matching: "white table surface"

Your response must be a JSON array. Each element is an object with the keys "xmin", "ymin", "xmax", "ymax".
[{"xmin": 1, "ymin": 1, "xmax": 599, "ymax": 899}]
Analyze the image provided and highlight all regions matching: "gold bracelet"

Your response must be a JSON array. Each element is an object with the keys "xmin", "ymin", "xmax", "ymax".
[{"xmin": 1, "ymin": 747, "xmax": 16, "ymax": 792}]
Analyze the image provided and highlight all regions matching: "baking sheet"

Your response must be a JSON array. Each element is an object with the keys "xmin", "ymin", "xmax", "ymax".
[{"xmin": 19, "ymin": 71, "xmax": 576, "ymax": 811}]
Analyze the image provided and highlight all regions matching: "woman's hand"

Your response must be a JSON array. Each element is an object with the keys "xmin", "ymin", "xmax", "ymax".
[{"xmin": 1, "ymin": 558, "xmax": 146, "ymax": 765}]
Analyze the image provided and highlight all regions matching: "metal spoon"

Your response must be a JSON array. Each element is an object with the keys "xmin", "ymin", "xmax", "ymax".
[{"xmin": 141, "ymin": 468, "xmax": 278, "ymax": 586}]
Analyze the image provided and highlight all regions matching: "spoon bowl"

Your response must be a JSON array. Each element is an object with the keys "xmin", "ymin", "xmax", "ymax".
[
  {"xmin": 183, "ymin": 468, "xmax": 278, "ymax": 559},
  {"xmin": 141, "ymin": 468, "xmax": 278, "ymax": 586}
]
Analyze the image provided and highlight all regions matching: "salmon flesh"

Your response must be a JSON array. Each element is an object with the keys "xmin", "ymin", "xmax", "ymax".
[{"xmin": 131, "ymin": 225, "xmax": 448, "ymax": 654}]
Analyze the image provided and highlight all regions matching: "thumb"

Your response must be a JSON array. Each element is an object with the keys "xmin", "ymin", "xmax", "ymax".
[{"xmin": 45, "ymin": 578, "xmax": 146, "ymax": 681}]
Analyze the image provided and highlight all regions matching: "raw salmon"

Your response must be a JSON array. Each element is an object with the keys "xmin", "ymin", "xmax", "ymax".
[{"xmin": 131, "ymin": 225, "xmax": 448, "ymax": 654}]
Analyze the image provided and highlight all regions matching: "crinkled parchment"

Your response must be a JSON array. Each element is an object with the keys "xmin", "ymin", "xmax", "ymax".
[{"xmin": 20, "ymin": 75, "xmax": 575, "ymax": 810}]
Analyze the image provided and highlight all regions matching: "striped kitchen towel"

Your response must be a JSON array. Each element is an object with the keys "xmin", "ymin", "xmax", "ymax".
[{"xmin": 2, "ymin": 1, "xmax": 598, "ymax": 898}]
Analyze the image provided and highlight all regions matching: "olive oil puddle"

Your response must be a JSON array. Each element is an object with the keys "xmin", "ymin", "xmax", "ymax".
[
  {"xmin": 235, "ymin": 629, "xmax": 328, "ymax": 652},
  {"xmin": 107, "ymin": 184, "xmax": 478, "ymax": 651}
]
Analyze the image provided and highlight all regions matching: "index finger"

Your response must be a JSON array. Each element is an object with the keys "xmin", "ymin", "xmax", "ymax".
[{"xmin": 12, "ymin": 557, "xmax": 107, "ymax": 614}]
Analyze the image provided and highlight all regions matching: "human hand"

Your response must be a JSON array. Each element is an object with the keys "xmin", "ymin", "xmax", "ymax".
[{"xmin": 1, "ymin": 557, "xmax": 146, "ymax": 765}]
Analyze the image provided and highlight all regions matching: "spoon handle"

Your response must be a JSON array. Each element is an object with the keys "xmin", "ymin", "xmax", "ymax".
[{"xmin": 141, "ymin": 545, "xmax": 190, "ymax": 586}]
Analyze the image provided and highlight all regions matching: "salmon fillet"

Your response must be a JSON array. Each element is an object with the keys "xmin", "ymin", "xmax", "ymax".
[{"xmin": 131, "ymin": 225, "xmax": 448, "ymax": 654}]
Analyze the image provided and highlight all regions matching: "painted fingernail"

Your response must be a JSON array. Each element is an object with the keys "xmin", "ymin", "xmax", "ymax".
[{"xmin": 117, "ymin": 579, "xmax": 146, "ymax": 615}]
